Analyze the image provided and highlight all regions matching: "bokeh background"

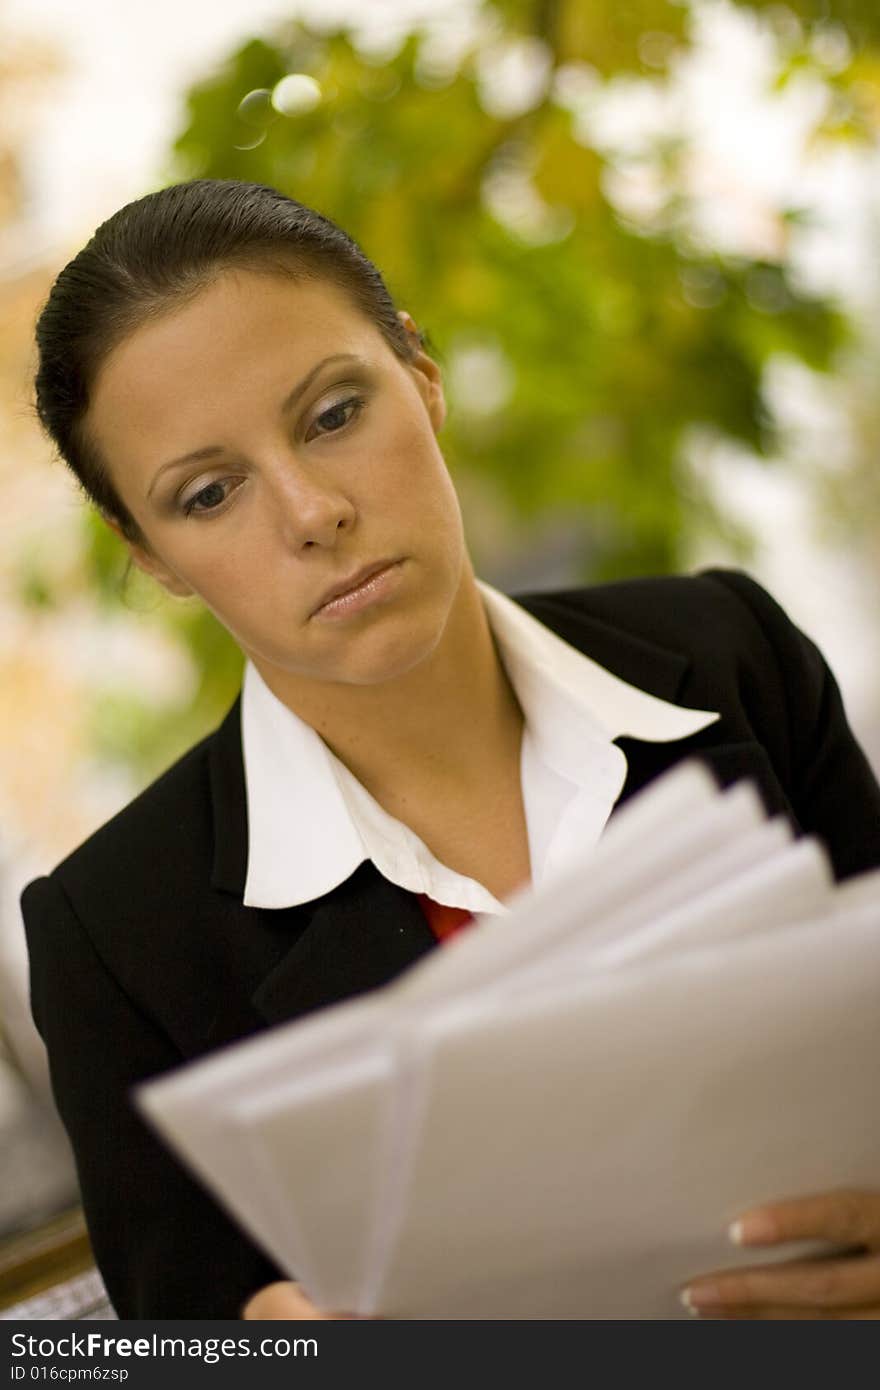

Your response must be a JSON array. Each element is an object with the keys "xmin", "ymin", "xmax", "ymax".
[{"xmin": 0, "ymin": 0, "xmax": 878, "ymax": 1293}]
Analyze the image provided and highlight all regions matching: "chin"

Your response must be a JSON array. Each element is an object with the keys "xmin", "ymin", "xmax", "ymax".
[
  {"xmin": 325, "ymin": 605, "xmax": 448, "ymax": 687},
  {"xmin": 344, "ymin": 628, "xmax": 444, "ymax": 686}
]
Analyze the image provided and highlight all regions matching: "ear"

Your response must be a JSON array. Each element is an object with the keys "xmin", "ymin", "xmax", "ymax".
[
  {"xmin": 398, "ymin": 311, "xmax": 446, "ymax": 433},
  {"xmin": 101, "ymin": 513, "xmax": 194, "ymax": 598}
]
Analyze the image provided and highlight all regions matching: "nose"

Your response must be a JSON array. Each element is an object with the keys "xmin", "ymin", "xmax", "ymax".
[{"xmin": 266, "ymin": 457, "xmax": 357, "ymax": 551}]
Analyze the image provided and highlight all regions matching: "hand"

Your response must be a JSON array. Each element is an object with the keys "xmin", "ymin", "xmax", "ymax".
[
  {"xmin": 241, "ymin": 1280, "xmax": 365, "ymax": 1320},
  {"xmin": 682, "ymin": 1190, "xmax": 880, "ymax": 1319}
]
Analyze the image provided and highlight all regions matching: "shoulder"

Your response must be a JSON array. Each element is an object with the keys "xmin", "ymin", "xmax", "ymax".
[
  {"xmin": 517, "ymin": 568, "xmax": 880, "ymax": 877},
  {"xmin": 514, "ymin": 567, "xmax": 794, "ymax": 656},
  {"xmin": 23, "ymin": 703, "xmax": 233, "ymax": 943},
  {"xmin": 61, "ymin": 727, "xmax": 216, "ymax": 881},
  {"xmin": 512, "ymin": 567, "xmax": 812, "ymax": 716},
  {"xmin": 20, "ymin": 700, "xmax": 255, "ymax": 1057}
]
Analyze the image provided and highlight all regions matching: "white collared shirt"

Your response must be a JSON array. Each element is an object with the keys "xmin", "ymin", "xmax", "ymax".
[{"xmin": 241, "ymin": 581, "xmax": 719, "ymax": 915}]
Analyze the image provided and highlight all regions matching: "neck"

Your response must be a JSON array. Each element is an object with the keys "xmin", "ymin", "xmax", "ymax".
[{"xmin": 254, "ymin": 565, "xmax": 524, "ymax": 800}]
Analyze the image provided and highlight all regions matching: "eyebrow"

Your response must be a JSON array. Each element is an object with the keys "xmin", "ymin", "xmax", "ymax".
[{"xmin": 146, "ymin": 352, "xmax": 364, "ymax": 498}]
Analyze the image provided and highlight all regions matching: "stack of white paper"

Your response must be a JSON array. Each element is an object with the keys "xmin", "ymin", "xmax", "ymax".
[{"xmin": 137, "ymin": 762, "xmax": 880, "ymax": 1319}]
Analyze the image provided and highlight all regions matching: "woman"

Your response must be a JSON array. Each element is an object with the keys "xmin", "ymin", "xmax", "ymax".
[{"xmin": 22, "ymin": 179, "xmax": 880, "ymax": 1320}]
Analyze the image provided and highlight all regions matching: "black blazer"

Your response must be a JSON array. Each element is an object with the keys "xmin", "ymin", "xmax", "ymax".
[{"xmin": 22, "ymin": 569, "xmax": 880, "ymax": 1319}]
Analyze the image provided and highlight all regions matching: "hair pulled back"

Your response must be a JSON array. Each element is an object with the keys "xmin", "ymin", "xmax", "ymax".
[{"xmin": 34, "ymin": 179, "xmax": 419, "ymax": 541}]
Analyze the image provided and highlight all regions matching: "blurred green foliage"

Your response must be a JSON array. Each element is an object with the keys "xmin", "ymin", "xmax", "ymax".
[{"xmin": 69, "ymin": 0, "xmax": 877, "ymax": 778}]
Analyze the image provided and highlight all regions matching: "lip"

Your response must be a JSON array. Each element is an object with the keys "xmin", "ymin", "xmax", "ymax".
[{"xmin": 311, "ymin": 558, "xmax": 403, "ymax": 619}]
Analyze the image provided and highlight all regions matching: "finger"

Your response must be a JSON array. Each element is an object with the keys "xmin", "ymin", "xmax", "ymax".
[
  {"xmin": 256, "ymin": 1282, "xmax": 371, "ymax": 1320},
  {"xmin": 690, "ymin": 1304, "xmax": 825, "ymax": 1320},
  {"xmin": 242, "ymin": 1281, "xmax": 336, "ymax": 1319},
  {"xmin": 683, "ymin": 1252, "xmax": 880, "ymax": 1312},
  {"xmin": 689, "ymin": 1303, "xmax": 880, "ymax": 1321},
  {"xmin": 730, "ymin": 1189, "xmax": 880, "ymax": 1248}
]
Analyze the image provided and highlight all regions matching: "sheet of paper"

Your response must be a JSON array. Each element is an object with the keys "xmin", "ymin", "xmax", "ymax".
[
  {"xmin": 233, "ymin": 1045, "xmax": 395, "ymax": 1310},
  {"xmin": 367, "ymin": 907, "xmax": 880, "ymax": 1319},
  {"xmin": 512, "ymin": 815, "xmax": 797, "ymax": 992},
  {"xmin": 591, "ymin": 833, "xmax": 831, "ymax": 970},
  {"xmin": 135, "ymin": 992, "xmax": 387, "ymax": 1288}
]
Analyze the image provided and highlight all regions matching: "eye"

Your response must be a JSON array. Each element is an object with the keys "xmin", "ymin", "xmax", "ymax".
[
  {"xmin": 307, "ymin": 394, "xmax": 364, "ymax": 441},
  {"xmin": 182, "ymin": 478, "xmax": 237, "ymax": 517}
]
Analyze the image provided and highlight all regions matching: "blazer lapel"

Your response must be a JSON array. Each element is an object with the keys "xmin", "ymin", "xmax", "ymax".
[
  {"xmin": 513, "ymin": 591, "xmax": 793, "ymax": 817},
  {"xmin": 615, "ymin": 736, "xmax": 796, "ymax": 821},
  {"xmin": 208, "ymin": 695, "xmax": 249, "ymax": 895},
  {"xmin": 513, "ymin": 590, "xmax": 691, "ymax": 704},
  {"xmin": 250, "ymin": 863, "xmax": 436, "ymax": 1027},
  {"xmin": 515, "ymin": 589, "xmax": 700, "ymax": 805},
  {"xmin": 206, "ymin": 698, "xmax": 435, "ymax": 1028}
]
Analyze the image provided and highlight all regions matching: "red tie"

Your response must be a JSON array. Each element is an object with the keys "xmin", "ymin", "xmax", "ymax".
[{"xmin": 416, "ymin": 893, "xmax": 474, "ymax": 943}]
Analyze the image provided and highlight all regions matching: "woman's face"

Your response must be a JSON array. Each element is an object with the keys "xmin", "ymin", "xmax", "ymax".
[{"xmin": 86, "ymin": 268, "xmax": 466, "ymax": 689}]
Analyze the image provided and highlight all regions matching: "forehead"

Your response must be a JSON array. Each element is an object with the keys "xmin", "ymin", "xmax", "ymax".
[{"xmin": 87, "ymin": 270, "xmax": 388, "ymax": 458}]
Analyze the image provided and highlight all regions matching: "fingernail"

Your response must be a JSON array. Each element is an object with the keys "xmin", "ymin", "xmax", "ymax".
[
  {"xmin": 681, "ymin": 1283, "xmax": 722, "ymax": 1309},
  {"xmin": 729, "ymin": 1211, "xmax": 777, "ymax": 1245}
]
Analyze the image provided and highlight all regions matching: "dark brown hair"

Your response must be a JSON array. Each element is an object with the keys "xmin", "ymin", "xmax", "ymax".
[{"xmin": 34, "ymin": 179, "xmax": 420, "ymax": 541}]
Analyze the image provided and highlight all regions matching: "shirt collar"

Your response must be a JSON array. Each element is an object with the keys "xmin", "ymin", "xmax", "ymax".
[
  {"xmin": 478, "ymin": 583, "xmax": 717, "ymax": 767},
  {"xmin": 241, "ymin": 580, "xmax": 719, "ymax": 909}
]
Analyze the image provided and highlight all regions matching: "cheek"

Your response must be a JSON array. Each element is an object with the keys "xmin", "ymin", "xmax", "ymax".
[
  {"xmin": 168, "ymin": 540, "xmax": 267, "ymax": 632},
  {"xmin": 370, "ymin": 415, "xmax": 460, "ymax": 528}
]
